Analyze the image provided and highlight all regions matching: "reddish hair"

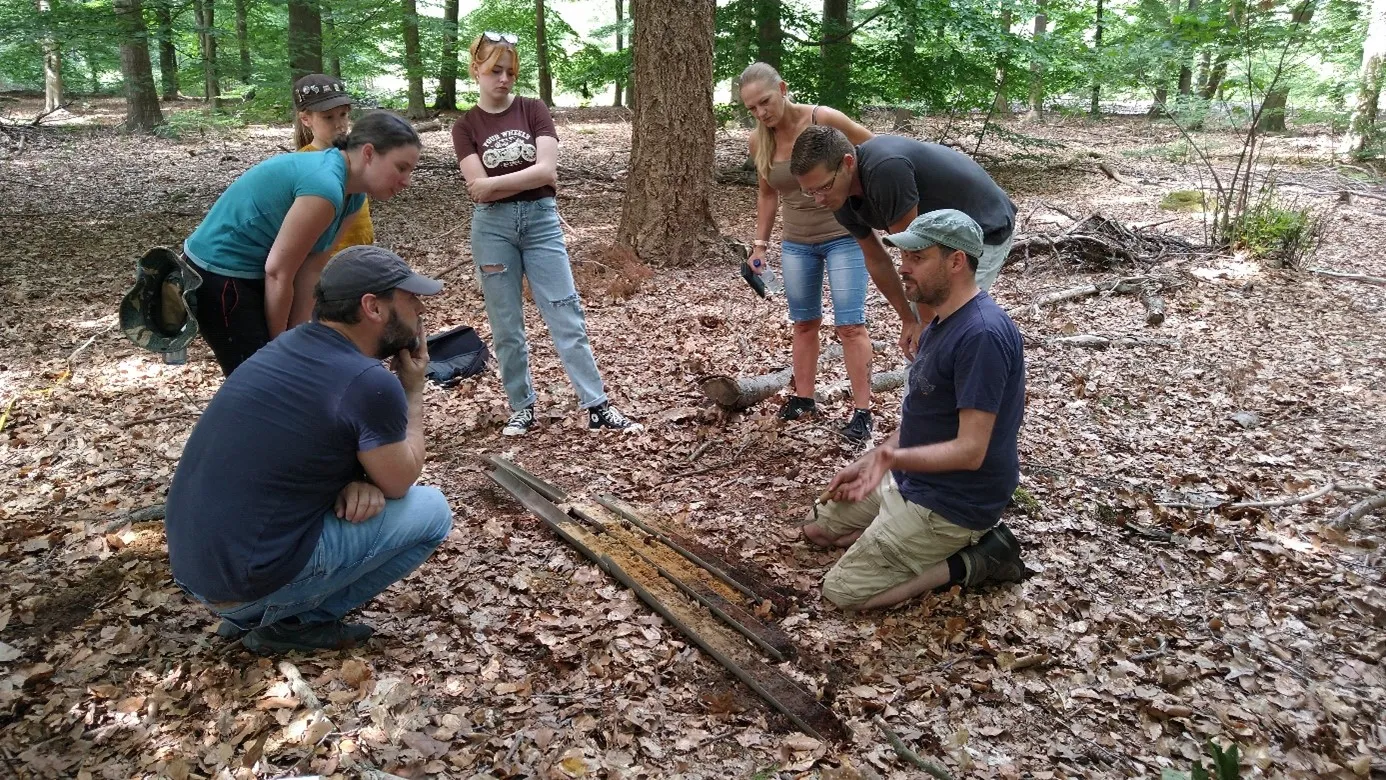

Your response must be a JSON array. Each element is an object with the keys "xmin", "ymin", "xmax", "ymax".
[{"xmin": 469, "ymin": 36, "xmax": 517, "ymax": 79}]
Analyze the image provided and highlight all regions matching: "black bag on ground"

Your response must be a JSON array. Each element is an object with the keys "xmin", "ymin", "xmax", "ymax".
[{"xmin": 424, "ymin": 324, "xmax": 490, "ymax": 387}]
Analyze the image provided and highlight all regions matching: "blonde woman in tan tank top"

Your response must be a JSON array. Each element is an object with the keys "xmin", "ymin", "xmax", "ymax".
[{"xmin": 740, "ymin": 62, "xmax": 877, "ymax": 444}]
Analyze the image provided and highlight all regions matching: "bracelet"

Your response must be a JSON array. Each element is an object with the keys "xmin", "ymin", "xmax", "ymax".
[{"xmin": 752, "ymin": 239, "xmax": 771, "ymax": 248}]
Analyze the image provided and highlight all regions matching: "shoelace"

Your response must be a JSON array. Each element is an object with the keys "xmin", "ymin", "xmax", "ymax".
[
  {"xmin": 597, "ymin": 406, "xmax": 630, "ymax": 426},
  {"xmin": 508, "ymin": 409, "xmax": 534, "ymax": 427}
]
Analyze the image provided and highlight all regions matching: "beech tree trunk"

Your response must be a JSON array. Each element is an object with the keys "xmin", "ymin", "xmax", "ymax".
[
  {"xmin": 1090, "ymin": 0, "xmax": 1103, "ymax": 116},
  {"xmin": 323, "ymin": 3, "xmax": 341, "ymax": 77},
  {"xmin": 235, "ymin": 0, "xmax": 251, "ymax": 84},
  {"xmin": 435, "ymin": 0, "xmax": 459, "ymax": 109},
  {"xmin": 756, "ymin": 0, "xmax": 783, "ymax": 69},
  {"xmin": 1342, "ymin": 0, "xmax": 1386, "ymax": 155},
  {"xmin": 154, "ymin": 0, "xmax": 177, "ymax": 99},
  {"xmin": 1026, "ymin": 0, "xmax": 1046, "ymax": 120},
  {"xmin": 401, "ymin": 0, "xmax": 427, "ymax": 119},
  {"xmin": 38, "ymin": 0, "xmax": 63, "ymax": 112},
  {"xmin": 1257, "ymin": 0, "xmax": 1315, "ymax": 132},
  {"xmin": 114, "ymin": 0, "xmax": 164, "ymax": 129},
  {"xmin": 618, "ymin": 0, "xmax": 724, "ymax": 267},
  {"xmin": 536, "ymin": 0, "xmax": 553, "ymax": 106},
  {"xmin": 614, "ymin": 0, "xmax": 624, "ymax": 106},
  {"xmin": 1178, "ymin": 0, "xmax": 1198, "ymax": 96},
  {"xmin": 994, "ymin": 8, "xmax": 1012, "ymax": 113},
  {"xmin": 821, "ymin": 0, "xmax": 851, "ymax": 109},
  {"xmin": 193, "ymin": 0, "xmax": 220, "ymax": 105},
  {"xmin": 288, "ymin": 0, "xmax": 324, "ymax": 82}
]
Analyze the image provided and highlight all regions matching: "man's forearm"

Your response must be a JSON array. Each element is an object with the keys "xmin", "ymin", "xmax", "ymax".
[
  {"xmin": 889, "ymin": 437, "xmax": 983, "ymax": 474},
  {"xmin": 860, "ymin": 241, "xmax": 916, "ymax": 322},
  {"xmin": 403, "ymin": 386, "xmax": 427, "ymax": 474}
]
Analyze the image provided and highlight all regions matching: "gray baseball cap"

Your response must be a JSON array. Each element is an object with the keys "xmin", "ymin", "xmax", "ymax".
[
  {"xmin": 882, "ymin": 209, "xmax": 985, "ymax": 260},
  {"xmin": 317, "ymin": 245, "xmax": 443, "ymax": 302}
]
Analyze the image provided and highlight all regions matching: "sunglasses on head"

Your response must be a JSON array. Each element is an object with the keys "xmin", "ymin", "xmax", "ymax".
[{"xmin": 483, "ymin": 31, "xmax": 518, "ymax": 45}]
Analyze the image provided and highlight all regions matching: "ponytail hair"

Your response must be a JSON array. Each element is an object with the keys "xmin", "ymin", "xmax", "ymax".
[
  {"xmin": 335, "ymin": 110, "xmax": 422, "ymax": 153},
  {"xmin": 293, "ymin": 113, "xmax": 313, "ymax": 149},
  {"xmin": 740, "ymin": 61, "xmax": 785, "ymax": 181}
]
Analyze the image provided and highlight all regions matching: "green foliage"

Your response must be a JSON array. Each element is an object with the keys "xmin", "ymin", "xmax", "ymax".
[
  {"xmin": 1162, "ymin": 741, "xmax": 1243, "ymax": 780},
  {"xmin": 152, "ymin": 107, "xmax": 244, "ymax": 140},
  {"xmin": 1160, "ymin": 189, "xmax": 1207, "ymax": 211},
  {"xmin": 1228, "ymin": 187, "xmax": 1322, "ymax": 267}
]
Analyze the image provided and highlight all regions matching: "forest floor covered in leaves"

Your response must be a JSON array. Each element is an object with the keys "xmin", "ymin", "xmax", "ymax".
[{"xmin": 1, "ymin": 95, "xmax": 1384, "ymax": 779}]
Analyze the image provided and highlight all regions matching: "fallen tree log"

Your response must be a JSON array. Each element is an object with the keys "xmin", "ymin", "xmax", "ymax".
[
  {"xmin": 1034, "ymin": 275, "xmax": 1169, "ymax": 326},
  {"xmin": 1311, "ymin": 268, "xmax": 1386, "ymax": 287},
  {"xmin": 699, "ymin": 341, "xmax": 891, "ymax": 410},
  {"xmin": 813, "ymin": 370, "xmax": 906, "ymax": 406}
]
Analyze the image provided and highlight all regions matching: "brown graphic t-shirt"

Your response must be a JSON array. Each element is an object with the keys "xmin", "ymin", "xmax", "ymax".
[{"xmin": 451, "ymin": 96, "xmax": 558, "ymax": 202}]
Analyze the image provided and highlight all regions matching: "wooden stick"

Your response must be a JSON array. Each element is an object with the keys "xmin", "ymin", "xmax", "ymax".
[
  {"xmin": 1311, "ymin": 268, "xmax": 1386, "ymax": 287},
  {"xmin": 872, "ymin": 716, "xmax": 953, "ymax": 779},
  {"xmin": 102, "ymin": 503, "xmax": 166, "ymax": 533},
  {"xmin": 1230, "ymin": 482, "xmax": 1338, "ymax": 509},
  {"xmin": 1333, "ymin": 492, "xmax": 1386, "ymax": 529}
]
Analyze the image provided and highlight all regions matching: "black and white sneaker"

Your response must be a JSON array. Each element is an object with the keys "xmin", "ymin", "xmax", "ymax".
[
  {"xmin": 588, "ymin": 402, "xmax": 643, "ymax": 433},
  {"xmin": 841, "ymin": 409, "xmax": 873, "ymax": 444},
  {"xmin": 778, "ymin": 395, "xmax": 818, "ymax": 421},
  {"xmin": 502, "ymin": 406, "xmax": 538, "ymax": 436}
]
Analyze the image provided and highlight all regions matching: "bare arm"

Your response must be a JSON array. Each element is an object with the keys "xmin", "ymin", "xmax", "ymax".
[
  {"xmin": 264, "ymin": 196, "xmax": 337, "ymax": 338},
  {"xmin": 356, "ymin": 336, "xmax": 430, "ymax": 499},
  {"xmin": 857, "ymin": 232, "xmax": 914, "ymax": 323},
  {"xmin": 749, "ymin": 134, "xmax": 778, "ymax": 269},
  {"xmin": 461, "ymin": 137, "xmax": 560, "ymax": 202},
  {"xmin": 889, "ymin": 408, "xmax": 997, "ymax": 473},
  {"xmin": 815, "ymin": 105, "xmax": 874, "ymax": 145}
]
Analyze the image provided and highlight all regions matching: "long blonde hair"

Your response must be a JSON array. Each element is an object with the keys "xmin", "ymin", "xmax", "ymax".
[{"xmin": 740, "ymin": 62, "xmax": 785, "ymax": 181}]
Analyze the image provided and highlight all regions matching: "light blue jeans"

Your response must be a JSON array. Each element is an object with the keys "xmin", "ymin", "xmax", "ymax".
[
  {"xmin": 780, "ymin": 235, "xmax": 869, "ymax": 325},
  {"xmin": 192, "ymin": 486, "xmax": 453, "ymax": 630},
  {"xmin": 471, "ymin": 198, "xmax": 608, "ymax": 411}
]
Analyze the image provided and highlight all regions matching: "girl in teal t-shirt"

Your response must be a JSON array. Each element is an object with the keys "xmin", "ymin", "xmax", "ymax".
[{"xmin": 182, "ymin": 110, "xmax": 421, "ymax": 376}]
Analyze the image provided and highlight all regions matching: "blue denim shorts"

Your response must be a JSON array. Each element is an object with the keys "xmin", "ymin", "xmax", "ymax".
[{"xmin": 779, "ymin": 235, "xmax": 869, "ymax": 325}]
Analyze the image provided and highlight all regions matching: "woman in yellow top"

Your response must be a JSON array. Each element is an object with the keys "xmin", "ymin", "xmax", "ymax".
[{"xmin": 293, "ymin": 74, "xmax": 374, "ymax": 251}]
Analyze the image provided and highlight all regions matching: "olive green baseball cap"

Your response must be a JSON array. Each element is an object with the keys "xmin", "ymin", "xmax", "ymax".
[{"xmin": 882, "ymin": 208, "xmax": 986, "ymax": 260}]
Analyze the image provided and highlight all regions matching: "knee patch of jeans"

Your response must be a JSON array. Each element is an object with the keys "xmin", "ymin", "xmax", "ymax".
[{"xmin": 551, "ymin": 293, "xmax": 581, "ymax": 308}]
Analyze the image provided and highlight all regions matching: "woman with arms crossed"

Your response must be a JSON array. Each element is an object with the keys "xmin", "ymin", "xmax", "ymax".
[
  {"xmin": 183, "ymin": 110, "xmax": 420, "ymax": 375},
  {"xmin": 453, "ymin": 32, "xmax": 640, "ymax": 436},
  {"xmin": 740, "ymin": 62, "xmax": 876, "ymax": 444}
]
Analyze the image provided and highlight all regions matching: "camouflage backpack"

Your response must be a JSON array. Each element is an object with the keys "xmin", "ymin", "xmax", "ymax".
[{"xmin": 119, "ymin": 247, "xmax": 203, "ymax": 355}]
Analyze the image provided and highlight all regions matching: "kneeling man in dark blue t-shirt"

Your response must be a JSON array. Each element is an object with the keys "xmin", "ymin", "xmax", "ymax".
[
  {"xmin": 803, "ymin": 210, "xmax": 1028, "ymax": 610},
  {"xmin": 166, "ymin": 246, "xmax": 453, "ymax": 653}
]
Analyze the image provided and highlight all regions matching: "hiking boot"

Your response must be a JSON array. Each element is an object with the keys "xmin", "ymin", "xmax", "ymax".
[
  {"xmin": 958, "ymin": 522, "xmax": 1026, "ymax": 587},
  {"xmin": 841, "ymin": 409, "xmax": 873, "ymax": 444},
  {"xmin": 777, "ymin": 395, "xmax": 817, "ymax": 421},
  {"xmin": 241, "ymin": 619, "xmax": 374, "ymax": 655},
  {"xmin": 588, "ymin": 402, "xmax": 643, "ymax": 433},
  {"xmin": 502, "ymin": 406, "xmax": 538, "ymax": 436}
]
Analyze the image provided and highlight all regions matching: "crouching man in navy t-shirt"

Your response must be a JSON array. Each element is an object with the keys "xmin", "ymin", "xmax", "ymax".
[
  {"xmin": 802, "ymin": 210, "xmax": 1028, "ymax": 611},
  {"xmin": 165, "ymin": 246, "xmax": 453, "ymax": 653}
]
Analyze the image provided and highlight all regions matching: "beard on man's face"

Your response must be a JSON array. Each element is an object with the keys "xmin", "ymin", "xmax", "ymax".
[{"xmin": 376, "ymin": 307, "xmax": 418, "ymax": 359}]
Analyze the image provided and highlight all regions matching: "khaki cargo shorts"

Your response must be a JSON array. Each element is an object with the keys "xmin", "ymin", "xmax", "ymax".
[{"xmin": 810, "ymin": 476, "xmax": 983, "ymax": 608}]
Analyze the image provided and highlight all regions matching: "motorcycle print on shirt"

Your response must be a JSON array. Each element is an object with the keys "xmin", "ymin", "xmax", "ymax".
[{"xmin": 480, "ymin": 129, "xmax": 538, "ymax": 171}]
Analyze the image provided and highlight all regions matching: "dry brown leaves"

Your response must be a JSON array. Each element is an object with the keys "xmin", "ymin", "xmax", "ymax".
[{"xmin": 0, "ymin": 96, "xmax": 1382, "ymax": 778}]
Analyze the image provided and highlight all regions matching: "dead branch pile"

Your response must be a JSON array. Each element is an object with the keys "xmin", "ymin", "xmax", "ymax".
[{"xmin": 1008, "ymin": 212, "xmax": 1203, "ymax": 271}]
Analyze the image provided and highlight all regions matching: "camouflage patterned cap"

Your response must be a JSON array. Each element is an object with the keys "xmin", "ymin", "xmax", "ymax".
[
  {"xmin": 119, "ymin": 247, "xmax": 203, "ymax": 354},
  {"xmin": 882, "ymin": 208, "xmax": 986, "ymax": 261}
]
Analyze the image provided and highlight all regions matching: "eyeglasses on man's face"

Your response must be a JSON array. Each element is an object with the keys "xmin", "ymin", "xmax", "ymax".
[
  {"xmin": 800, "ymin": 162, "xmax": 844, "ymax": 198},
  {"xmin": 483, "ymin": 31, "xmax": 518, "ymax": 45}
]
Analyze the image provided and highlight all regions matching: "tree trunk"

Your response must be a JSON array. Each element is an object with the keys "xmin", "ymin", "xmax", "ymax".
[
  {"xmin": 323, "ymin": 3, "xmax": 341, "ymax": 77},
  {"xmin": 1090, "ymin": 0, "xmax": 1102, "ymax": 116},
  {"xmin": 1343, "ymin": 0, "xmax": 1386, "ymax": 155},
  {"xmin": 234, "ymin": 0, "xmax": 251, "ymax": 84},
  {"xmin": 401, "ymin": 0, "xmax": 427, "ymax": 119},
  {"xmin": 193, "ymin": 0, "xmax": 220, "ymax": 105},
  {"xmin": 618, "ymin": 0, "xmax": 724, "ymax": 267},
  {"xmin": 114, "ymin": 0, "xmax": 164, "ymax": 129},
  {"xmin": 1257, "ymin": 0, "xmax": 1315, "ymax": 132},
  {"xmin": 1149, "ymin": 85, "xmax": 1169, "ymax": 116},
  {"xmin": 154, "ymin": 0, "xmax": 177, "ymax": 99},
  {"xmin": 536, "ymin": 0, "xmax": 553, "ymax": 106},
  {"xmin": 37, "ymin": 0, "xmax": 63, "ymax": 112},
  {"xmin": 994, "ymin": 8, "xmax": 1011, "ymax": 113},
  {"xmin": 288, "ymin": 0, "xmax": 324, "ymax": 82},
  {"xmin": 756, "ymin": 0, "xmax": 783, "ymax": 69},
  {"xmin": 821, "ymin": 0, "xmax": 851, "ymax": 109},
  {"xmin": 614, "ymin": 0, "xmax": 624, "ymax": 106},
  {"xmin": 1026, "ymin": 0, "xmax": 1046, "ymax": 120},
  {"xmin": 1178, "ymin": 0, "xmax": 1198, "ymax": 96},
  {"xmin": 435, "ymin": 0, "xmax": 459, "ymax": 109}
]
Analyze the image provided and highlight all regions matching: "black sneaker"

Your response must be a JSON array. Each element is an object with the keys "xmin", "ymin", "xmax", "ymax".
[
  {"xmin": 958, "ymin": 522, "xmax": 1026, "ymax": 587},
  {"xmin": 588, "ymin": 402, "xmax": 643, "ymax": 433},
  {"xmin": 841, "ymin": 409, "xmax": 873, "ymax": 443},
  {"xmin": 502, "ymin": 406, "xmax": 538, "ymax": 436},
  {"xmin": 214, "ymin": 619, "xmax": 246, "ymax": 640},
  {"xmin": 778, "ymin": 396, "xmax": 817, "ymax": 421},
  {"xmin": 241, "ymin": 619, "xmax": 374, "ymax": 654}
]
